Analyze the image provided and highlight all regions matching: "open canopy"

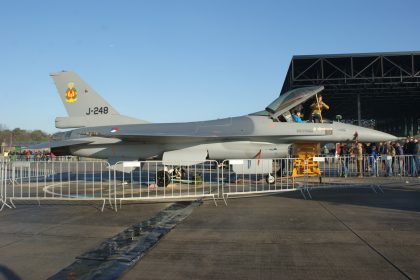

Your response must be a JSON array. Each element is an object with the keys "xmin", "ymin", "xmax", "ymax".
[{"xmin": 265, "ymin": 86, "xmax": 324, "ymax": 119}]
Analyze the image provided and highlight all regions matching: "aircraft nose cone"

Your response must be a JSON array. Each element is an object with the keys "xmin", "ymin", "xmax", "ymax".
[{"xmin": 357, "ymin": 127, "xmax": 397, "ymax": 142}]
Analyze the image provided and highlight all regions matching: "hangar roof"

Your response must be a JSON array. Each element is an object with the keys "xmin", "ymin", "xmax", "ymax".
[{"xmin": 280, "ymin": 51, "xmax": 420, "ymax": 120}]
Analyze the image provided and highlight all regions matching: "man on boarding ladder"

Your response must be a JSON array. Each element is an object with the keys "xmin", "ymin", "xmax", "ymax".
[{"xmin": 310, "ymin": 95, "xmax": 329, "ymax": 123}]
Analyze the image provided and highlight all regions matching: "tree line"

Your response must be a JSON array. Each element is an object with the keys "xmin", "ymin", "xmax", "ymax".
[{"xmin": 0, "ymin": 127, "xmax": 51, "ymax": 145}]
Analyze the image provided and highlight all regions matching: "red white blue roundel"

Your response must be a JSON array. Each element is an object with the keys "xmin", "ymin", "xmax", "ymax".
[{"xmin": 110, "ymin": 128, "xmax": 119, "ymax": 133}]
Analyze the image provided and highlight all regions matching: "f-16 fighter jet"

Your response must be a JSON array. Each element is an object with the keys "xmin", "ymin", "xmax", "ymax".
[{"xmin": 36, "ymin": 71, "xmax": 396, "ymax": 165}]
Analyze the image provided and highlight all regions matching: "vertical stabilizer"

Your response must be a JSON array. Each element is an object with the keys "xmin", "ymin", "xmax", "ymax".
[
  {"xmin": 51, "ymin": 71, "xmax": 119, "ymax": 117},
  {"xmin": 51, "ymin": 71, "xmax": 148, "ymax": 128}
]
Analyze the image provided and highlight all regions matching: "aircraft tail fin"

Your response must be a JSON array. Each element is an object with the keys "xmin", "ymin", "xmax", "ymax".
[
  {"xmin": 51, "ymin": 71, "xmax": 119, "ymax": 117},
  {"xmin": 51, "ymin": 71, "xmax": 148, "ymax": 128}
]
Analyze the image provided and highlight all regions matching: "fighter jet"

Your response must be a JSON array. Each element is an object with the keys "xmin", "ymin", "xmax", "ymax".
[{"xmin": 37, "ymin": 71, "xmax": 396, "ymax": 165}]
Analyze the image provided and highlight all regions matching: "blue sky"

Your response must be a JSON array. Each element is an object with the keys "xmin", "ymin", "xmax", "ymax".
[{"xmin": 1, "ymin": 0, "xmax": 419, "ymax": 133}]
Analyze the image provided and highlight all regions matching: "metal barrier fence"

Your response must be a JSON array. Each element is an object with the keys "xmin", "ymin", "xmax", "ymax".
[
  {"xmin": 220, "ymin": 155, "xmax": 419, "ymax": 202},
  {"xmin": 317, "ymin": 155, "xmax": 419, "ymax": 178},
  {"xmin": 1, "ymin": 155, "xmax": 419, "ymax": 211},
  {"xmin": 0, "ymin": 160, "xmax": 8, "ymax": 211},
  {"xmin": 220, "ymin": 158, "xmax": 299, "ymax": 203},
  {"xmin": 0, "ymin": 160, "xmax": 112, "ymax": 211},
  {"xmin": 293, "ymin": 155, "xmax": 420, "ymax": 199},
  {"xmin": 0, "ymin": 159, "xmax": 220, "ymax": 211},
  {"xmin": 113, "ymin": 160, "xmax": 219, "ymax": 207},
  {"xmin": 0, "ymin": 155, "xmax": 102, "ymax": 162}
]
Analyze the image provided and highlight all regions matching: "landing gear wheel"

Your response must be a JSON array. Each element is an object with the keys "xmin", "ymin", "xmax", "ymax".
[
  {"xmin": 156, "ymin": 171, "xmax": 171, "ymax": 187},
  {"xmin": 265, "ymin": 174, "xmax": 275, "ymax": 184}
]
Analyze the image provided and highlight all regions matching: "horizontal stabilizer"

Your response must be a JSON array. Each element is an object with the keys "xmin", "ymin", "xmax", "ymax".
[{"xmin": 29, "ymin": 138, "xmax": 96, "ymax": 149}]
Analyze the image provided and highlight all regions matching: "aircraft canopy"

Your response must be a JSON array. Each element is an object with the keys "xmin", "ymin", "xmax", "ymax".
[{"xmin": 265, "ymin": 86, "xmax": 324, "ymax": 119}]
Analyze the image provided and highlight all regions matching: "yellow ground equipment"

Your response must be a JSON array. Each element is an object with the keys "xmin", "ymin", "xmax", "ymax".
[{"xmin": 292, "ymin": 143, "xmax": 321, "ymax": 177}]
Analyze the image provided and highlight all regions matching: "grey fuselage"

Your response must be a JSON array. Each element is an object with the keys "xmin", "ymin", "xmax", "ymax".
[{"xmin": 52, "ymin": 115, "xmax": 396, "ymax": 161}]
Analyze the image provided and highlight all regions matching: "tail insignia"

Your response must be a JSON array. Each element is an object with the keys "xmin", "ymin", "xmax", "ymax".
[{"xmin": 65, "ymin": 82, "xmax": 78, "ymax": 103}]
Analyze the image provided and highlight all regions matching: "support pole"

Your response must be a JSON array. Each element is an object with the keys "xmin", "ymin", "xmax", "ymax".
[
  {"xmin": 410, "ymin": 117, "xmax": 414, "ymax": 136},
  {"xmin": 357, "ymin": 93, "xmax": 361, "ymax": 126}
]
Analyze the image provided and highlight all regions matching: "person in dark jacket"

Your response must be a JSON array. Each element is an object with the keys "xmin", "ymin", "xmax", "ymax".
[
  {"xmin": 394, "ymin": 142, "xmax": 404, "ymax": 175},
  {"xmin": 413, "ymin": 139, "xmax": 419, "ymax": 176},
  {"xmin": 340, "ymin": 143, "xmax": 350, "ymax": 177},
  {"xmin": 406, "ymin": 137, "xmax": 417, "ymax": 176}
]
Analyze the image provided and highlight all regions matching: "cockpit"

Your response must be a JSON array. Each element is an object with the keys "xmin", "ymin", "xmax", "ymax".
[{"xmin": 250, "ymin": 86, "xmax": 330, "ymax": 123}]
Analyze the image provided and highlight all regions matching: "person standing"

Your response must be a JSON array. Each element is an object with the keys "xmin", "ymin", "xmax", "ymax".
[
  {"xmin": 406, "ymin": 137, "xmax": 416, "ymax": 176},
  {"xmin": 340, "ymin": 143, "xmax": 350, "ymax": 177},
  {"xmin": 355, "ymin": 142, "xmax": 364, "ymax": 177},
  {"xmin": 378, "ymin": 142, "xmax": 386, "ymax": 175},
  {"xmin": 383, "ymin": 142, "xmax": 394, "ymax": 177},
  {"xmin": 365, "ymin": 143, "xmax": 372, "ymax": 172},
  {"xmin": 369, "ymin": 145, "xmax": 379, "ymax": 176},
  {"xmin": 414, "ymin": 139, "xmax": 419, "ymax": 177},
  {"xmin": 394, "ymin": 142, "xmax": 404, "ymax": 176},
  {"xmin": 310, "ymin": 95, "xmax": 330, "ymax": 123}
]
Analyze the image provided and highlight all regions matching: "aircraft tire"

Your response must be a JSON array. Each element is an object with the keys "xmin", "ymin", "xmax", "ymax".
[
  {"xmin": 156, "ymin": 170, "xmax": 171, "ymax": 187},
  {"xmin": 265, "ymin": 174, "xmax": 275, "ymax": 184}
]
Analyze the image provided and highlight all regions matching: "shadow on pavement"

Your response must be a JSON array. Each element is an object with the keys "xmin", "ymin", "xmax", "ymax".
[
  {"xmin": 276, "ymin": 183, "xmax": 420, "ymax": 213},
  {"xmin": 0, "ymin": 265, "xmax": 21, "ymax": 280}
]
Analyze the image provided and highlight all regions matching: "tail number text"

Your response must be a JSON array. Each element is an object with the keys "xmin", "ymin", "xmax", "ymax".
[{"xmin": 86, "ymin": 106, "xmax": 109, "ymax": 115}]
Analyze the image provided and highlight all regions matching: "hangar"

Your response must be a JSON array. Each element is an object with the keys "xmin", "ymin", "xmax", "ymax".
[{"xmin": 281, "ymin": 51, "xmax": 420, "ymax": 137}]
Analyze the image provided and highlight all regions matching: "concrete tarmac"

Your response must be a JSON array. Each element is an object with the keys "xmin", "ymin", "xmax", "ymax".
[
  {"xmin": 1, "ymin": 181, "xmax": 420, "ymax": 279},
  {"xmin": 123, "ymin": 183, "xmax": 420, "ymax": 280},
  {"xmin": 0, "ymin": 202, "xmax": 171, "ymax": 279}
]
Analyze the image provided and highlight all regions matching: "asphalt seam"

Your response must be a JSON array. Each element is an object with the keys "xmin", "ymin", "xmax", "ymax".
[
  {"xmin": 318, "ymin": 201, "xmax": 412, "ymax": 280},
  {"xmin": 0, "ymin": 239, "xmax": 25, "ymax": 250},
  {"xmin": 47, "ymin": 201, "xmax": 201, "ymax": 280}
]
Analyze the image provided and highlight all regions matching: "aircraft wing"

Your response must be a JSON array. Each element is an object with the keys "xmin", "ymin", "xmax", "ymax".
[
  {"xmin": 29, "ymin": 138, "xmax": 101, "ymax": 149},
  {"xmin": 88, "ymin": 131, "xmax": 257, "ymax": 145}
]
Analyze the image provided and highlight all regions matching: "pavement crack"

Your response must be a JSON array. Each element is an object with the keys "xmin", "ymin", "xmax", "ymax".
[
  {"xmin": 0, "ymin": 239, "xmax": 25, "ymax": 250},
  {"xmin": 318, "ymin": 201, "xmax": 412, "ymax": 280}
]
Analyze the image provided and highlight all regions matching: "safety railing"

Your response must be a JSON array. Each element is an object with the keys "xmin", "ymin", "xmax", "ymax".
[
  {"xmin": 297, "ymin": 155, "xmax": 419, "ymax": 198},
  {"xmin": 0, "ymin": 155, "xmax": 103, "ymax": 162},
  {"xmin": 316, "ymin": 155, "xmax": 419, "ymax": 179},
  {"xmin": 0, "ymin": 159, "xmax": 9, "ymax": 211},
  {"xmin": 1, "ymin": 155, "xmax": 418, "ymax": 211},
  {"xmin": 1, "ymin": 160, "xmax": 113, "ymax": 211},
  {"xmin": 220, "ymin": 155, "xmax": 419, "ymax": 202},
  {"xmin": 220, "ymin": 158, "xmax": 299, "ymax": 203},
  {"xmin": 113, "ymin": 160, "xmax": 219, "ymax": 207}
]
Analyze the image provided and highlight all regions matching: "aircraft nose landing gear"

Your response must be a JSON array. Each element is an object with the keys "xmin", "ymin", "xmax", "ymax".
[
  {"xmin": 156, "ymin": 170, "xmax": 171, "ymax": 187},
  {"xmin": 265, "ymin": 174, "xmax": 275, "ymax": 184}
]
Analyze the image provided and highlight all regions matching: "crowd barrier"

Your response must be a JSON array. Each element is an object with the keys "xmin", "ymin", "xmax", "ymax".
[
  {"xmin": 0, "ymin": 155, "xmax": 102, "ymax": 162},
  {"xmin": 317, "ymin": 155, "xmax": 419, "ymax": 178},
  {"xmin": 0, "ymin": 159, "xmax": 220, "ymax": 211},
  {"xmin": 112, "ymin": 160, "xmax": 219, "ymax": 207},
  {"xmin": 220, "ymin": 158, "xmax": 299, "ymax": 203},
  {"xmin": 0, "ymin": 160, "xmax": 112, "ymax": 211},
  {"xmin": 0, "ymin": 155, "xmax": 419, "ymax": 211}
]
